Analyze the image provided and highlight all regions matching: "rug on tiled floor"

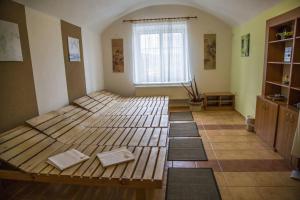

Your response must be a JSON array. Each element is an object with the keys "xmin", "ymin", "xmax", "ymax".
[
  {"xmin": 169, "ymin": 112, "xmax": 193, "ymax": 121},
  {"xmin": 168, "ymin": 138, "xmax": 208, "ymax": 161},
  {"xmin": 169, "ymin": 122, "xmax": 199, "ymax": 137},
  {"xmin": 166, "ymin": 168, "xmax": 221, "ymax": 200}
]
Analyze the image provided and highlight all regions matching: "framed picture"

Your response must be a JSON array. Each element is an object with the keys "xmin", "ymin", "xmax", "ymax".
[
  {"xmin": 112, "ymin": 39, "xmax": 124, "ymax": 72},
  {"xmin": 0, "ymin": 20, "xmax": 23, "ymax": 61},
  {"xmin": 241, "ymin": 33, "xmax": 250, "ymax": 57},
  {"xmin": 68, "ymin": 36, "xmax": 81, "ymax": 62},
  {"xmin": 204, "ymin": 34, "xmax": 216, "ymax": 70}
]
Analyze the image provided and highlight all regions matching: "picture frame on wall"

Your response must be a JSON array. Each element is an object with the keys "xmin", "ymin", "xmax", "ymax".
[
  {"xmin": 112, "ymin": 39, "xmax": 124, "ymax": 72},
  {"xmin": 204, "ymin": 34, "xmax": 216, "ymax": 70},
  {"xmin": 68, "ymin": 36, "xmax": 81, "ymax": 62},
  {"xmin": 241, "ymin": 33, "xmax": 250, "ymax": 57},
  {"xmin": 0, "ymin": 19, "xmax": 23, "ymax": 61}
]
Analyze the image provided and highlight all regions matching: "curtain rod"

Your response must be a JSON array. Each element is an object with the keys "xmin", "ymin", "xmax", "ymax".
[{"xmin": 123, "ymin": 16, "xmax": 197, "ymax": 23}]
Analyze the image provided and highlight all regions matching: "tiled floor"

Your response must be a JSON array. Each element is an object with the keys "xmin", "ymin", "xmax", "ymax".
[
  {"xmin": 1, "ymin": 109, "xmax": 300, "ymax": 200},
  {"xmin": 193, "ymin": 110, "xmax": 300, "ymax": 200}
]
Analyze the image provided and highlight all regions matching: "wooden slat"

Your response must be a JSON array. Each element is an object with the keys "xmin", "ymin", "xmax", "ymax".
[
  {"xmin": 0, "ymin": 133, "xmax": 46, "ymax": 161},
  {"xmin": 113, "ymin": 128, "xmax": 131, "ymax": 146},
  {"xmin": 0, "ymin": 125, "xmax": 27, "ymax": 137},
  {"xmin": 72, "ymin": 145, "xmax": 103, "ymax": 177},
  {"xmin": 122, "ymin": 147, "xmax": 142, "ymax": 179},
  {"xmin": 143, "ymin": 147, "xmax": 159, "ymax": 180},
  {"xmin": 0, "ymin": 129, "xmax": 39, "ymax": 154},
  {"xmin": 26, "ymin": 111, "xmax": 59, "ymax": 127},
  {"xmin": 139, "ymin": 128, "xmax": 153, "ymax": 146},
  {"xmin": 9, "ymin": 137, "xmax": 55, "ymax": 167},
  {"xmin": 160, "ymin": 115, "xmax": 169, "ymax": 127},
  {"xmin": 82, "ymin": 146, "xmax": 105, "ymax": 178},
  {"xmin": 0, "ymin": 127, "xmax": 33, "ymax": 145},
  {"xmin": 128, "ymin": 128, "xmax": 145, "ymax": 146},
  {"xmin": 20, "ymin": 141, "xmax": 64, "ymax": 172},
  {"xmin": 32, "ymin": 143, "xmax": 75, "ymax": 174},
  {"xmin": 153, "ymin": 147, "xmax": 166, "ymax": 180},
  {"xmin": 132, "ymin": 147, "xmax": 150, "ymax": 180},
  {"xmin": 105, "ymin": 128, "xmax": 125, "ymax": 146},
  {"xmin": 158, "ymin": 128, "xmax": 168, "ymax": 147},
  {"xmin": 148, "ymin": 128, "xmax": 160, "ymax": 146},
  {"xmin": 111, "ymin": 147, "xmax": 134, "ymax": 179},
  {"xmin": 91, "ymin": 146, "xmax": 113, "ymax": 178}
]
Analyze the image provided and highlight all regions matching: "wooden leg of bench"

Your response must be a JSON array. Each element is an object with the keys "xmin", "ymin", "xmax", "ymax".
[{"xmin": 136, "ymin": 189, "xmax": 146, "ymax": 200}]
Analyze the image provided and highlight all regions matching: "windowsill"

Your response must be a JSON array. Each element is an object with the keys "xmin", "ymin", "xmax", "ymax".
[{"xmin": 134, "ymin": 82, "xmax": 190, "ymax": 88}]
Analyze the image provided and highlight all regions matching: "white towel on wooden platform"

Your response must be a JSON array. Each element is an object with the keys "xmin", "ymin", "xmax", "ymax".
[{"xmin": 291, "ymin": 112, "xmax": 300, "ymax": 158}]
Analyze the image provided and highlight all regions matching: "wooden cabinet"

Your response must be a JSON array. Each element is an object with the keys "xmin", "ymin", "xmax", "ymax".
[
  {"xmin": 255, "ymin": 96, "xmax": 279, "ymax": 147},
  {"xmin": 254, "ymin": 8, "xmax": 300, "ymax": 168},
  {"xmin": 275, "ymin": 106, "xmax": 298, "ymax": 164}
]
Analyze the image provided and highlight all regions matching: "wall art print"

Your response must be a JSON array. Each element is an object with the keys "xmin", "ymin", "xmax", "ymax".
[
  {"xmin": 204, "ymin": 34, "xmax": 216, "ymax": 70},
  {"xmin": 0, "ymin": 19, "xmax": 23, "ymax": 61},
  {"xmin": 112, "ymin": 39, "xmax": 124, "ymax": 72}
]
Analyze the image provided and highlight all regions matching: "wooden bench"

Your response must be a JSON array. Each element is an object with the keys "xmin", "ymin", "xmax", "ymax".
[{"xmin": 0, "ymin": 91, "xmax": 169, "ymax": 199}]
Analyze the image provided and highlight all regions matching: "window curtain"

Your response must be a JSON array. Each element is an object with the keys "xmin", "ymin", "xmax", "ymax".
[{"xmin": 132, "ymin": 21, "xmax": 190, "ymax": 84}]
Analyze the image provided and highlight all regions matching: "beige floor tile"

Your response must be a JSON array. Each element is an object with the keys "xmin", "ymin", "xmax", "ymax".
[
  {"xmin": 214, "ymin": 150, "xmax": 283, "ymax": 160},
  {"xmin": 219, "ymin": 187, "xmax": 234, "ymax": 200},
  {"xmin": 214, "ymin": 172, "xmax": 227, "ymax": 186},
  {"xmin": 223, "ymin": 172, "xmax": 257, "ymax": 187},
  {"xmin": 254, "ymin": 172, "xmax": 300, "ymax": 187},
  {"xmin": 228, "ymin": 187, "xmax": 264, "ymax": 200},
  {"xmin": 206, "ymin": 135, "xmax": 260, "ymax": 143},
  {"xmin": 211, "ymin": 142, "xmax": 269, "ymax": 150},
  {"xmin": 257, "ymin": 187, "xmax": 300, "ymax": 200},
  {"xmin": 205, "ymin": 149, "xmax": 217, "ymax": 160}
]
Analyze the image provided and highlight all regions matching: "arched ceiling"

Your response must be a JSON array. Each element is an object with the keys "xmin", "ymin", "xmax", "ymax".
[{"xmin": 15, "ymin": 0, "xmax": 281, "ymax": 32}]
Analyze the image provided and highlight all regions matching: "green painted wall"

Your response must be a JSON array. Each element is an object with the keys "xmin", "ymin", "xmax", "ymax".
[{"xmin": 231, "ymin": 0, "xmax": 300, "ymax": 117}]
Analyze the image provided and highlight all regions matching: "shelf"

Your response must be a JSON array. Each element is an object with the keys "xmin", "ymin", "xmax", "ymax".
[
  {"xmin": 265, "ymin": 96, "xmax": 288, "ymax": 105},
  {"xmin": 268, "ymin": 38, "xmax": 293, "ymax": 43},
  {"xmin": 267, "ymin": 61, "xmax": 291, "ymax": 65},
  {"xmin": 206, "ymin": 100, "xmax": 219, "ymax": 103},
  {"xmin": 266, "ymin": 81, "xmax": 289, "ymax": 88},
  {"xmin": 220, "ymin": 100, "xmax": 233, "ymax": 103},
  {"xmin": 204, "ymin": 92, "xmax": 234, "ymax": 110},
  {"xmin": 291, "ymin": 87, "xmax": 300, "ymax": 92},
  {"xmin": 293, "ymin": 62, "xmax": 300, "ymax": 65},
  {"xmin": 296, "ymin": 36, "xmax": 300, "ymax": 39}
]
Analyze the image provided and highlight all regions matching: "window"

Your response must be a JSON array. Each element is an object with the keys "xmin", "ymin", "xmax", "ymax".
[{"xmin": 132, "ymin": 21, "xmax": 190, "ymax": 85}]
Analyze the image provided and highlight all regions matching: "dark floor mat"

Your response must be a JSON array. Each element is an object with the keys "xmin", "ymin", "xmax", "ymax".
[
  {"xmin": 166, "ymin": 168, "xmax": 222, "ymax": 200},
  {"xmin": 168, "ymin": 138, "xmax": 208, "ymax": 161},
  {"xmin": 169, "ymin": 112, "xmax": 193, "ymax": 121},
  {"xmin": 169, "ymin": 122, "xmax": 199, "ymax": 137}
]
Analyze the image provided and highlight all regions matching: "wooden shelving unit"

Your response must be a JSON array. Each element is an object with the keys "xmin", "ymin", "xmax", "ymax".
[
  {"xmin": 256, "ymin": 7, "xmax": 300, "ymax": 168},
  {"xmin": 204, "ymin": 92, "xmax": 235, "ymax": 110},
  {"xmin": 263, "ymin": 12, "xmax": 300, "ymax": 109}
]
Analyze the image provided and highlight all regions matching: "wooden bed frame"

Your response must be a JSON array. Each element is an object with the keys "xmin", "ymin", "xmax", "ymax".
[{"xmin": 0, "ymin": 91, "xmax": 169, "ymax": 200}]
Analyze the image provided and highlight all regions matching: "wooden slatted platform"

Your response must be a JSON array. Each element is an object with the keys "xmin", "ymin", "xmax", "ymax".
[
  {"xmin": 0, "ymin": 128, "xmax": 167, "ymax": 188},
  {"xmin": 0, "ymin": 91, "xmax": 169, "ymax": 199}
]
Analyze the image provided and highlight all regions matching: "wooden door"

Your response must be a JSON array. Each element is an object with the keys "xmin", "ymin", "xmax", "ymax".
[
  {"xmin": 263, "ymin": 99, "xmax": 279, "ymax": 147},
  {"xmin": 286, "ymin": 110, "xmax": 299, "ymax": 161},
  {"xmin": 276, "ymin": 106, "xmax": 290, "ymax": 158},
  {"xmin": 255, "ymin": 96, "xmax": 278, "ymax": 147},
  {"xmin": 276, "ymin": 106, "xmax": 298, "ymax": 164},
  {"xmin": 255, "ymin": 96, "xmax": 265, "ymax": 137}
]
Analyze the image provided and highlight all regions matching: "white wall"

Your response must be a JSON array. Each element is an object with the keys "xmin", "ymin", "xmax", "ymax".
[
  {"xmin": 26, "ymin": 7, "xmax": 69, "ymax": 114},
  {"xmin": 26, "ymin": 7, "xmax": 104, "ymax": 114},
  {"xmin": 82, "ymin": 29, "xmax": 104, "ymax": 93},
  {"xmin": 101, "ymin": 5, "xmax": 232, "ymax": 98}
]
